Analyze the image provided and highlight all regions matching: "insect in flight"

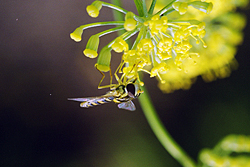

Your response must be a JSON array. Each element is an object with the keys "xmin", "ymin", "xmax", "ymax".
[{"xmin": 68, "ymin": 62, "xmax": 143, "ymax": 111}]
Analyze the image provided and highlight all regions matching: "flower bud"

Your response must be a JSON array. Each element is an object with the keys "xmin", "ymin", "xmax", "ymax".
[
  {"xmin": 150, "ymin": 62, "xmax": 169, "ymax": 77},
  {"xmin": 96, "ymin": 47, "xmax": 111, "ymax": 72},
  {"xmin": 189, "ymin": 1, "xmax": 213, "ymax": 14},
  {"xmin": 70, "ymin": 27, "xmax": 84, "ymax": 42},
  {"xmin": 197, "ymin": 22, "xmax": 206, "ymax": 31},
  {"xmin": 111, "ymin": 37, "xmax": 128, "ymax": 53},
  {"xmin": 173, "ymin": 2, "xmax": 188, "ymax": 15},
  {"xmin": 83, "ymin": 34, "xmax": 99, "ymax": 58},
  {"xmin": 124, "ymin": 12, "xmax": 137, "ymax": 31},
  {"xmin": 86, "ymin": 1, "xmax": 102, "ymax": 18}
]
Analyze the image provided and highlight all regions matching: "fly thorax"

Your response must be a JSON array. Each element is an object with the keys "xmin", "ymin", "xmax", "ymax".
[{"xmin": 114, "ymin": 85, "xmax": 126, "ymax": 97}]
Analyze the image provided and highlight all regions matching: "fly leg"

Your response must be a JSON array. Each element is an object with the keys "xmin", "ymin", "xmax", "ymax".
[{"xmin": 95, "ymin": 64, "xmax": 116, "ymax": 89}]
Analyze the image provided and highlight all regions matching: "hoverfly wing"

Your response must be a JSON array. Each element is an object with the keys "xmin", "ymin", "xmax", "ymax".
[
  {"xmin": 68, "ymin": 97, "xmax": 96, "ymax": 108},
  {"xmin": 68, "ymin": 96, "xmax": 115, "ymax": 108},
  {"xmin": 67, "ymin": 97, "xmax": 93, "ymax": 102},
  {"xmin": 117, "ymin": 101, "xmax": 136, "ymax": 111}
]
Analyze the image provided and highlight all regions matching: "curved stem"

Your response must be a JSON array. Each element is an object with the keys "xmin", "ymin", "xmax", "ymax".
[
  {"xmin": 70, "ymin": 21, "xmax": 124, "ymax": 42},
  {"xmin": 106, "ymin": 29, "xmax": 139, "ymax": 48},
  {"xmin": 111, "ymin": 0, "xmax": 126, "ymax": 36},
  {"xmin": 155, "ymin": 0, "xmax": 176, "ymax": 16},
  {"xmin": 131, "ymin": 25, "xmax": 146, "ymax": 50},
  {"xmin": 76, "ymin": 21, "xmax": 125, "ymax": 31},
  {"xmin": 96, "ymin": 26, "xmax": 125, "ymax": 37},
  {"xmin": 101, "ymin": 1, "xmax": 128, "ymax": 14},
  {"xmin": 138, "ymin": 85, "xmax": 197, "ymax": 167}
]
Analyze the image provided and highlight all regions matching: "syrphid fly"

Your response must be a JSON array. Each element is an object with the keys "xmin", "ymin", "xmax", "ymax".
[{"xmin": 68, "ymin": 62, "xmax": 143, "ymax": 111}]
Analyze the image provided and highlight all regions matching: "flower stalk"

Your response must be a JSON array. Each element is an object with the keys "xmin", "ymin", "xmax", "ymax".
[{"xmin": 139, "ymin": 85, "xmax": 197, "ymax": 167}]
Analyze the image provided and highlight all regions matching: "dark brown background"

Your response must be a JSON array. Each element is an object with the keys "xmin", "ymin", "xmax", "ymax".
[{"xmin": 0, "ymin": 1, "xmax": 250, "ymax": 166}]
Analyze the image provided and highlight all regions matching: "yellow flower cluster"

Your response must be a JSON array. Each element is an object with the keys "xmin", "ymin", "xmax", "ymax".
[
  {"xmin": 154, "ymin": 0, "xmax": 248, "ymax": 93},
  {"xmin": 117, "ymin": 13, "xmax": 210, "ymax": 85},
  {"xmin": 199, "ymin": 135, "xmax": 250, "ymax": 167},
  {"xmin": 70, "ymin": 0, "xmax": 216, "ymax": 89}
]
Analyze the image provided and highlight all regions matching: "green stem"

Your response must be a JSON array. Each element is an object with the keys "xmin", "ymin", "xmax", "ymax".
[
  {"xmin": 111, "ymin": 0, "xmax": 126, "ymax": 36},
  {"xmin": 134, "ymin": 0, "xmax": 144, "ymax": 17},
  {"xmin": 131, "ymin": 25, "xmax": 146, "ymax": 50},
  {"xmin": 168, "ymin": 20, "xmax": 201, "ymax": 25},
  {"xmin": 155, "ymin": 0, "xmax": 176, "ymax": 16},
  {"xmin": 76, "ymin": 21, "xmax": 124, "ymax": 31},
  {"xmin": 106, "ymin": 29, "xmax": 139, "ymax": 48},
  {"xmin": 148, "ymin": 0, "xmax": 157, "ymax": 15},
  {"xmin": 141, "ymin": 0, "xmax": 148, "ymax": 17},
  {"xmin": 138, "ymin": 85, "xmax": 197, "ymax": 167},
  {"xmin": 96, "ymin": 26, "xmax": 125, "ymax": 37},
  {"xmin": 70, "ymin": 21, "xmax": 124, "ymax": 42},
  {"xmin": 101, "ymin": 1, "xmax": 128, "ymax": 14}
]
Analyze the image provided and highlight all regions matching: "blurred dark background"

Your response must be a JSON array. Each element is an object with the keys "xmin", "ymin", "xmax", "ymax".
[{"xmin": 0, "ymin": 0, "xmax": 249, "ymax": 167}]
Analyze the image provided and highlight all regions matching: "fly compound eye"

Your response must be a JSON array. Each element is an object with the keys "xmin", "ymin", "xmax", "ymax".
[{"xmin": 126, "ymin": 83, "xmax": 135, "ymax": 98}]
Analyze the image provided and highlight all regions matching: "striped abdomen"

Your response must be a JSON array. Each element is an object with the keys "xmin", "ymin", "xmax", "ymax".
[{"xmin": 80, "ymin": 96, "xmax": 115, "ymax": 108}]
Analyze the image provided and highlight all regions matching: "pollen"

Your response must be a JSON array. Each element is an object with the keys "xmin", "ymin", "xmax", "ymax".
[
  {"xmin": 137, "ymin": 39, "xmax": 154, "ymax": 53},
  {"xmin": 148, "ymin": 15, "xmax": 168, "ymax": 35},
  {"xmin": 174, "ymin": 26, "xmax": 191, "ymax": 43},
  {"xmin": 150, "ymin": 62, "xmax": 169, "ymax": 77}
]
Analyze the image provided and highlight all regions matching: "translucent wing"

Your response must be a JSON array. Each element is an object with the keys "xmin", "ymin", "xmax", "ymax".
[
  {"xmin": 117, "ymin": 101, "xmax": 136, "ymax": 111},
  {"xmin": 68, "ymin": 96, "xmax": 115, "ymax": 108},
  {"xmin": 68, "ymin": 97, "xmax": 97, "ymax": 108},
  {"xmin": 68, "ymin": 90, "xmax": 113, "ymax": 102},
  {"xmin": 67, "ymin": 97, "xmax": 95, "ymax": 102}
]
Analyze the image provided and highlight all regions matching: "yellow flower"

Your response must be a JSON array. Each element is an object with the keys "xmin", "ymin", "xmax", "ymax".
[
  {"xmin": 199, "ymin": 135, "xmax": 250, "ymax": 167},
  {"xmin": 111, "ymin": 37, "xmax": 129, "ymax": 53},
  {"xmin": 83, "ymin": 34, "xmax": 99, "ymax": 58},
  {"xmin": 150, "ymin": 62, "xmax": 169, "ymax": 78},
  {"xmin": 172, "ymin": 2, "xmax": 188, "ymax": 15},
  {"xmin": 71, "ymin": 0, "xmax": 236, "ymax": 90},
  {"xmin": 151, "ymin": 0, "xmax": 248, "ymax": 93},
  {"xmin": 86, "ymin": 1, "xmax": 102, "ymax": 18}
]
